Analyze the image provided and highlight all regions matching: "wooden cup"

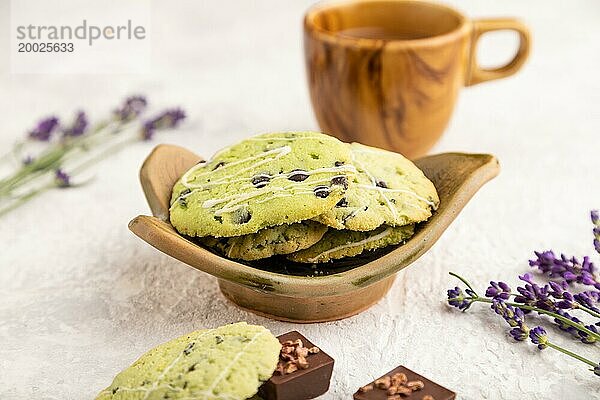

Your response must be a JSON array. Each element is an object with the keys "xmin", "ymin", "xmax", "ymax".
[{"xmin": 304, "ymin": 0, "xmax": 530, "ymax": 158}]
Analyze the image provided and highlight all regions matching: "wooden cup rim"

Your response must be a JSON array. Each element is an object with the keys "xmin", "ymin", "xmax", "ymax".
[{"xmin": 304, "ymin": 0, "xmax": 471, "ymax": 49}]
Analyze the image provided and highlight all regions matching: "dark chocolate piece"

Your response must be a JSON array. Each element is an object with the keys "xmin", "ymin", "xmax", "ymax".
[
  {"xmin": 353, "ymin": 366, "xmax": 455, "ymax": 400},
  {"xmin": 259, "ymin": 331, "xmax": 334, "ymax": 400}
]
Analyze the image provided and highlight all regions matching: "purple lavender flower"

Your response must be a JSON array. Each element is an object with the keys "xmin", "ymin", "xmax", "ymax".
[
  {"xmin": 113, "ymin": 95, "xmax": 148, "ymax": 122},
  {"xmin": 529, "ymin": 250, "xmax": 599, "ymax": 290},
  {"xmin": 509, "ymin": 327, "xmax": 528, "ymax": 341},
  {"xmin": 547, "ymin": 280, "xmax": 569, "ymax": 297},
  {"xmin": 529, "ymin": 326, "xmax": 548, "ymax": 350},
  {"xmin": 515, "ymin": 277, "xmax": 586, "ymax": 311},
  {"xmin": 553, "ymin": 310, "xmax": 583, "ymax": 337},
  {"xmin": 141, "ymin": 108, "xmax": 186, "ymax": 140},
  {"xmin": 552, "ymin": 309, "xmax": 598, "ymax": 344},
  {"xmin": 491, "ymin": 300, "xmax": 521, "ymax": 327},
  {"xmin": 62, "ymin": 111, "xmax": 88, "ymax": 137},
  {"xmin": 28, "ymin": 116, "xmax": 60, "ymax": 141},
  {"xmin": 546, "ymin": 281, "xmax": 578, "ymax": 309},
  {"xmin": 518, "ymin": 272, "xmax": 534, "ymax": 284},
  {"xmin": 54, "ymin": 169, "xmax": 70, "ymax": 188},
  {"xmin": 580, "ymin": 324, "xmax": 599, "ymax": 344},
  {"xmin": 22, "ymin": 155, "xmax": 34, "ymax": 165},
  {"xmin": 514, "ymin": 277, "xmax": 556, "ymax": 312},
  {"xmin": 448, "ymin": 272, "xmax": 600, "ymax": 377},
  {"xmin": 592, "ymin": 210, "xmax": 600, "ymax": 255},
  {"xmin": 573, "ymin": 291, "xmax": 600, "ymax": 312},
  {"xmin": 491, "ymin": 300, "xmax": 529, "ymax": 341},
  {"xmin": 485, "ymin": 281, "xmax": 511, "ymax": 300},
  {"xmin": 447, "ymin": 286, "xmax": 473, "ymax": 311}
]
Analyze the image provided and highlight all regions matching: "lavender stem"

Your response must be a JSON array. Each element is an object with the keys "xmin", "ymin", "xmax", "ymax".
[
  {"xmin": 0, "ymin": 121, "xmax": 123, "ymax": 195},
  {"xmin": 0, "ymin": 183, "xmax": 53, "ymax": 218},
  {"xmin": 68, "ymin": 136, "xmax": 137, "ymax": 176},
  {"xmin": 545, "ymin": 341, "xmax": 598, "ymax": 368},
  {"xmin": 449, "ymin": 272, "xmax": 600, "ymax": 341},
  {"xmin": 449, "ymin": 271, "xmax": 478, "ymax": 295},
  {"xmin": 571, "ymin": 304, "xmax": 600, "ymax": 319},
  {"xmin": 0, "ymin": 132, "xmax": 138, "ymax": 217}
]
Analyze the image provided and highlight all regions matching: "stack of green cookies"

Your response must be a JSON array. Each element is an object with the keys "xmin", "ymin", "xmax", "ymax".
[{"xmin": 169, "ymin": 132, "xmax": 439, "ymax": 264}]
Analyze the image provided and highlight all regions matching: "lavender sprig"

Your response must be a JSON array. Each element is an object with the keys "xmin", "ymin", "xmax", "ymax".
[
  {"xmin": 592, "ymin": 210, "xmax": 600, "ymax": 255},
  {"xmin": 486, "ymin": 281, "xmax": 511, "ymax": 300},
  {"xmin": 447, "ymin": 287, "xmax": 475, "ymax": 311},
  {"xmin": 448, "ymin": 272, "xmax": 600, "ymax": 376},
  {"xmin": 529, "ymin": 251, "xmax": 599, "ymax": 290},
  {"xmin": 54, "ymin": 169, "xmax": 71, "ymax": 188},
  {"xmin": 528, "ymin": 326, "xmax": 599, "ymax": 371},
  {"xmin": 481, "ymin": 273, "xmax": 600, "ymax": 321},
  {"xmin": 113, "ymin": 95, "xmax": 148, "ymax": 122},
  {"xmin": 449, "ymin": 274, "xmax": 599, "ymax": 341},
  {"xmin": 28, "ymin": 116, "xmax": 59, "ymax": 141},
  {"xmin": 62, "ymin": 111, "xmax": 88, "ymax": 138},
  {"xmin": 491, "ymin": 300, "xmax": 529, "ymax": 341},
  {"xmin": 141, "ymin": 108, "xmax": 186, "ymax": 140},
  {"xmin": 529, "ymin": 326, "xmax": 548, "ymax": 349},
  {"xmin": 0, "ymin": 95, "xmax": 186, "ymax": 218}
]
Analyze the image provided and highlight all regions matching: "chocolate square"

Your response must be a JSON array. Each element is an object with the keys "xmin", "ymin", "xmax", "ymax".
[
  {"xmin": 258, "ymin": 331, "xmax": 334, "ymax": 400},
  {"xmin": 353, "ymin": 366, "xmax": 455, "ymax": 400}
]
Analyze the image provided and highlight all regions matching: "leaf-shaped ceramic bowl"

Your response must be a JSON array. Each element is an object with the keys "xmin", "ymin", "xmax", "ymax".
[{"xmin": 128, "ymin": 144, "xmax": 499, "ymax": 322}]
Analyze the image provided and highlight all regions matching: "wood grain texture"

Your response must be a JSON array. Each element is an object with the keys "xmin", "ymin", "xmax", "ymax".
[
  {"xmin": 129, "ymin": 144, "xmax": 499, "ymax": 322},
  {"xmin": 139, "ymin": 144, "xmax": 203, "ymax": 220},
  {"xmin": 304, "ymin": 0, "xmax": 529, "ymax": 159}
]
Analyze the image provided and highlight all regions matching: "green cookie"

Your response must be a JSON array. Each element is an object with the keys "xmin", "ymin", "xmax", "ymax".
[
  {"xmin": 170, "ymin": 132, "xmax": 355, "ymax": 237},
  {"xmin": 287, "ymin": 224, "xmax": 414, "ymax": 263},
  {"xmin": 200, "ymin": 221, "xmax": 328, "ymax": 261},
  {"xmin": 95, "ymin": 322, "xmax": 280, "ymax": 400},
  {"xmin": 313, "ymin": 143, "xmax": 439, "ymax": 231}
]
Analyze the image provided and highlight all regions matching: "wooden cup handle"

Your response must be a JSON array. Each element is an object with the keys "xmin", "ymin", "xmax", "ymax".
[{"xmin": 466, "ymin": 18, "xmax": 531, "ymax": 86}]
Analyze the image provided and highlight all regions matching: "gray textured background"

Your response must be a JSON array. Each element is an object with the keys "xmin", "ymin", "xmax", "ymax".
[{"xmin": 1, "ymin": 1, "xmax": 599, "ymax": 398}]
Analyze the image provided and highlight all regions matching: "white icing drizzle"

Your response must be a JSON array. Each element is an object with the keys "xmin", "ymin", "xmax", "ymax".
[
  {"xmin": 105, "ymin": 329, "xmax": 267, "ymax": 400},
  {"xmin": 307, "ymin": 227, "xmax": 393, "ymax": 263},
  {"xmin": 351, "ymin": 153, "xmax": 400, "ymax": 220},
  {"xmin": 348, "ymin": 149, "xmax": 435, "ymax": 222},
  {"xmin": 100, "ymin": 329, "xmax": 219, "ymax": 400},
  {"xmin": 198, "ymin": 165, "xmax": 355, "ymax": 190},
  {"xmin": 173, "ymin": 143, "xmax": 357, "ymax": 215},
  {"xmin": 142, "ymin": 329, "xmax": 219, "ymax": 400},
  {"xmin": 203, "ymin": 176, "xmax": 338, "ymax": 216},
  {"xmin": 205, "ymin": 330, "xmax": 266, "ymax": 394},
  {"xmin": 254, "ymin": 190, "xmax": 316, "ymax": 204},
  {"xmin": 181, "ymin": 146, "xmax": 292, "ymax": 188}
]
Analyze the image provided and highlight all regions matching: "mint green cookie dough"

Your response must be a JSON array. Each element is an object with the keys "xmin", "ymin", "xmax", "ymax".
[
  {"xmin": 95, "ymin": 322, "xmax": 281, "ymax": 400},
  {"xmin": 200, "ymin": 221, "xmax": 328, "ymax": 261},
  {"xmin": 313, "ymin": 143, "xmax": 439, "ymax": 231},
  {"xmin": 287, "ymin": 224, "xmax": 414, "ymax": 263},
  {"xmin": 170, "ymin": 132, "xmax": 355, "ymax": 237}
]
